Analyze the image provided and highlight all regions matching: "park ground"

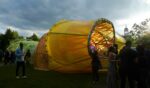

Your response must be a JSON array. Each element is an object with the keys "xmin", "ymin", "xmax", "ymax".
[{"xmin": 0, "ymin": 64, "xmax": 107, "ymax": 88}]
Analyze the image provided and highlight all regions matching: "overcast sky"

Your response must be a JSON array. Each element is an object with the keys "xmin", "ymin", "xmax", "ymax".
[{"xmin": 0, "ymin": 0, "xmax": 150, "ymax": 37}]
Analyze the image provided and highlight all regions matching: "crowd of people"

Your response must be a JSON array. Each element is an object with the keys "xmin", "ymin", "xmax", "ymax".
[
  {"xmin": 118, "ymin": 41, "xmax": 150, "ymax": 88},
  {"xmin": 0, "ymin": 49, "xmax": 16, "ymax": 65},
  {"xmin": 0, "ymin": 41, "xmax": 150, "ymax": 86},
  {"xmin": 0, "ymin": 47, "xmax": 31, "ymax": 66},
  {"xmin": 90, "ymin": 40, "xmax": 150, "ymax": 88},
  {"xmin": 0, "ymin": 43, "xmax": 31, "ymax": 79}
]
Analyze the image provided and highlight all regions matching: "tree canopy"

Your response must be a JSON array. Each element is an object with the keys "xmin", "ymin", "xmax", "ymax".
[
  {"xmin": 0, "ymin": 28, "xmax": 39, "ymax": 51},
  {"xmin": 124, "ymin": 18, "xmax": 150, "ymax": 46},
  {"xmin": 26, "ymin": 33, "xmax": 39, "ymax": 41},
  {"xmin": 0, "ymin": 28, "xmax": 19, "ymax": 50}
]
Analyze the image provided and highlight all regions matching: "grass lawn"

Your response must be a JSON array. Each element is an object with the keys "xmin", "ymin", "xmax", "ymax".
[{"xmin": 0, "ymin": 64, "xmax": 107, "ymax": 88}]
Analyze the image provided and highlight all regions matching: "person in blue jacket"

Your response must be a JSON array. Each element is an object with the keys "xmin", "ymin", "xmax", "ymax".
[{"xmin": 15, "ymin": 42, "xmax": 27, "ymax": 79}]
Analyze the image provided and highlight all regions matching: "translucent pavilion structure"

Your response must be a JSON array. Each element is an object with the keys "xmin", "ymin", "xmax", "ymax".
[{"xmin": 34, "ymin": 18, "xmax": 125, "ymax": 73}]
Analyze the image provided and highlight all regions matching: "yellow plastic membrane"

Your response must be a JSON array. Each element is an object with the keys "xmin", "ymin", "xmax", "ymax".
[
  {"xmin": 89, "ymin": 21, "xmax": 115, "ymax": 56},
  {"xmin": 34, "ymin": 19, "xmax": 125, "ymax": 73},
  {"xmin": 33, "ymin": 33, "xmax": 49, "ymax": 71}
]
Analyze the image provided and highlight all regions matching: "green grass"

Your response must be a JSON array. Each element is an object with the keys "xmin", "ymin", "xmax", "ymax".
[{"xmin": 0, "ymin": 64, "xmax": 107, "ymax": 88}]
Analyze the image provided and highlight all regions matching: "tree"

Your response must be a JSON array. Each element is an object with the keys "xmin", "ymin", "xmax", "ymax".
[
  {"xmin": 27, "ymin": 33, "xmax": 39, "ymax": 41},
  {"xmin": 0, "ymin": 28, "xmax": 20, "ymax": 50},
  {"xmin": 125, "ymin": 18, "xmax": 150, "ymax": 45},
  {"xmin": 136, "ymin": 33, "xmax": 150, "ymax": 48},
  {"xmin": 5, "ymin": 28, "xmax": 13, "ymax": 40},
  {"xmin": 0, "ymin": 34, "xmax": 4, "ymax": 50},
  {"xmin": 12, "ymin": 31, "xmax": 19, "ymax": 39},
  {"xmin": 0, "ymin": 33, "xmax": 3, "ymax": 40}
]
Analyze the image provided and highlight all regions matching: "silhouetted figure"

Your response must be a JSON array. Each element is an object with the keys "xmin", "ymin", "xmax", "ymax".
[
  {"xmin": 113, "ymin": 44, "xmax": 120, "ymax": 80},
  {"xmin": 10, "ymin": 51, "xmax": 16, "ymax": 63},
  {"xmin": 25, "ymin": 49, "xmax": 31, "ymax": 64},
  {"xmin": 90, "ymin": 45, "xmax": 101, "ymax": 84},
  {"xmin": 4, "ymin": 50, "xmax": 10, "ymax": 65},
  {"xmin": 0, "ymin": 49, "xmax": 3, "ymax": 63},
  {"xmin": 113, "ymin": 44, "xmax": 118, "ymax": 55},
  {"xmin": 136, "ymin": 44, "xmax": 148, "ymax": 88},
  {"xmin": 15, "ymin": 43, "xmax": 26, "ymax": 79},
  {"xmin": 107, "ymin": 46, "xmax": 117, "ymax": 88},
  {"xmin": 145, "ymin": 49, "xmax": 150, "ymax": 88},
  {"xmin": 119, "ymin": 40, "xmax": 137, "ymax": 88}
]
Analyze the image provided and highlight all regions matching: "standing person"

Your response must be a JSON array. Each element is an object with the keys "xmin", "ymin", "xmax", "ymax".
[
  {"xmin": 10, "ymin": 51, "xmax": 16, "ymax": 64},
  {"xmin": 136, "ymin": 44, "xmax": 148, "ymax": 88},
  {"xmin": 113, "ymin": 44, "xmax": 118, "ymax": 55},
  {"xmin": 147, "ymin": 52, "xmax": 150, "ymax": 88},
  {"xmin": 146, "ymin": 49, "xmax": 150, "ymax": 88},
  {"xmin": 118, "ymin": 40, "xmax": 137, "ymax": 88},
  {"xmin": 0, "ymin": 49, "xmax": 3, "ymax": 63},
  {"xmin": 107, "ymin": 46, "xmax": 117, "ymax": 88},
  {"xmin": 12, "ymin": 51, "xmax": 16, "ymax": 63},
  {"xmin": 25, "ymin": 49, "xmax": 31, "ymax": 65},
  {"xmin": 90, "ymin": 45, "xmax": 102, "ymax": 84},
  {"xmin": 4, "ymin": 50, "xmax": 10, "ymax": 65},
  {"xmin": 113, "ymin": 44, "xmax": 120, "ymax": 80},
  {"xmin": 15, "ymin": 42, "xmax": 27, "ymax": 79}
]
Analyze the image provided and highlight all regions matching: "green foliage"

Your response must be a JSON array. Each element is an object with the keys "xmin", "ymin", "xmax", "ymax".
[
  {"xmin": 124, "ymin": 34, "xmax": 137, "ymax": 46},
  {"xmin": 0, "ymin": 28, "xmax": 40, "ymax": 51},
  {"xmin": 0, "ymin": 34, "xmax": 9, "ymax": 51},
  {"xmin": 125, "ymin": 18, "xmax": 150, "ymax": 46},
  {"xmin": 136, "ymin": 33, "xmax": 150, "ymax": 48},
  {"xmin": 27, "ymin": 33, "xmax": 39, "ymax": 41},
  {"xmin": 132, "ymin": 19, "xmax": 149, "ymax": 38},
  {"xmin": 0, "ymin": 28, "xmax": 21, "ymax": 50},
  {"xmin": 5, "ymin": 28, "xmax": 13, "ymax": 40},
  {"xmin": 12, "ymin": 31, "xmax": 19, "ymax": 39},
  {"xmin": 7, "ymin": 39, "xmax": 38, "ymax": 54},
  {"xmin": 5, "ymin": 28, "xmax": 20, "ymax": 40},
  {"xmin": 0, "ymin": 34, "xmax": 3, "ymax": 48}
]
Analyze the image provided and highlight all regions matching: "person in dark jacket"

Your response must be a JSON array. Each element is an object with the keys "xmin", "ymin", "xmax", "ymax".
[
  {"xmin": 4, "ymin": 50, "xmax": 10, "ymax": 65},
  {"xmin": 10, "ymin": 51, "xmax": 16, "ymax": 63},
  {"xmin": 0, "ymin": 49, "xmax": 3, "ymax": 63},
  {"xmin": 90, "ymin": 45, "xmax": 102, "ymax": 84},
  {"xmin": 119, "ymin": 40, "xmax": 137, "ymax": 88},
  {"xmin": 144, "ymin": 48, "xmax": 150, "ymax": 88},
  {"xmin": 136, "ymin": 44, "xmax": 148, "ymax": 88},
  {"xmin": 25, "ymin": 49, "xmax": 31, "ymax": 64},
  {"xmin": 113, "ymin": 44, "xmax": 118, "ymax": 55}
]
